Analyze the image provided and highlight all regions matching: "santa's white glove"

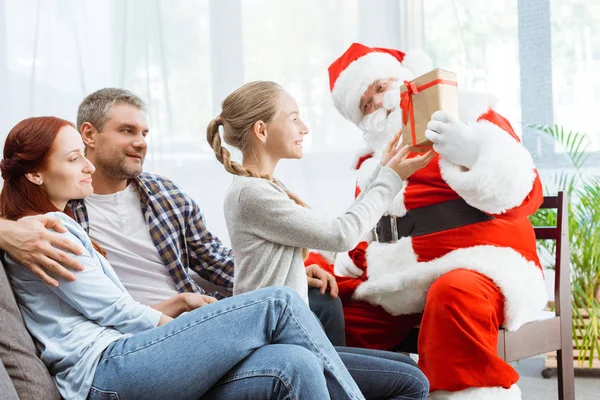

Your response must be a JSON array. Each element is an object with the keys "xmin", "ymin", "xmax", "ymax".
[
  {"xmin": 424, "ymin": 111, "xmax": 481, "ymax": 169},
  {"xmin": 333, "ymin": 252, "xmax": 363, "ymax": 278}
]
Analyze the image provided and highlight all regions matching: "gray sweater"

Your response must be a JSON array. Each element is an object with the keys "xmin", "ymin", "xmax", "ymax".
[{"xmin": 224, "ymin": 165, "xmax": 402, "ymax": 303}]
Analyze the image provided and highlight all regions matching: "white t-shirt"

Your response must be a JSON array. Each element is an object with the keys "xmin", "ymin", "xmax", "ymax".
[{"xmin": 84, "ymin": 183, "xmax": 179, "ymax": 305}]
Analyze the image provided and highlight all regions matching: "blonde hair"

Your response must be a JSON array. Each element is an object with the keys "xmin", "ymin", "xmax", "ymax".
[{"xmin": 207, "ymin": 81, "xmax": 308, "ymax": 258}]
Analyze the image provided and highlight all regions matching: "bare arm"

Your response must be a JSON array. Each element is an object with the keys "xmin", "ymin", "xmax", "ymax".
[{"xmin": 0, "ymin": 215, "xmax": 84, "ymax": 287}]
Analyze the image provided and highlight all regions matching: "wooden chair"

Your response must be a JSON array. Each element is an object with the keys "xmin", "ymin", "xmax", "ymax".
[{"xmin": 396, "ymin": 192, "xmax": 575, "ymax": 400}]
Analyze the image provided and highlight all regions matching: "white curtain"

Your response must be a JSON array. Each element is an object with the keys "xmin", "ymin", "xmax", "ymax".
[{"xmin": 1, "ymin": 0, "xmax": 598, "ymax": 246}]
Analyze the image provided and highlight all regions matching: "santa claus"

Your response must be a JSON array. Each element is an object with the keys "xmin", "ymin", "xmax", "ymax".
[{"xmin": 305, "ymin": 43, "xmax": 547, "ymax": 399}]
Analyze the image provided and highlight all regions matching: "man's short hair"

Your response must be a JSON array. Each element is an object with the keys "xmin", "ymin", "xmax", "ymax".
[{"xmin": 76, "ymin": 88, "xmax": 146, "ymax": 132}]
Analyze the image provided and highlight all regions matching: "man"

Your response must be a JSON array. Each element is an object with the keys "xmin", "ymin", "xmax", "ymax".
[
  {"xmin": 71, "ymin": 88, "xmax": 233, "ymax": 304},
  {"xmin": 307, "ymin": 43, "xmax": 547, "ymax": 399}
]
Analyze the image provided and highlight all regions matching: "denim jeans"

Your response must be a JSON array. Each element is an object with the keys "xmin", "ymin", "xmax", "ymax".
[
  {"xmin": 308, "ymin": 287, "xmax": 346, "ymax": 346},
  {"xmin": 335, "ymin": 347, "xmax": 428, "ymax": 399},
  {"xmin": 89, "ymin": 287, "xmax": 363, "ymax": 399},
  {"xmin": 89, "ymin": 287, "xmax": 428, "ymax": 399},
  {"xmin": 197, "ymin": 347, "xmax": 428, "ymax": 400}
]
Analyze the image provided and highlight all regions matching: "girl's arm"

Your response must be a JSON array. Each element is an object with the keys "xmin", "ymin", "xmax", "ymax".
[{"xmin": 238, "ymin": 167, "xmax": 402, "ymax": 253}]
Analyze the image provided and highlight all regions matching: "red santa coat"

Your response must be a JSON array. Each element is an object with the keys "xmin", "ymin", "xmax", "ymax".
[{"xmin": 308, "ymin": 109, "xmax": 547, "ymax": 349}]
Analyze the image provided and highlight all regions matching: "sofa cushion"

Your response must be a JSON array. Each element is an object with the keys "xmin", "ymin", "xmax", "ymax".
[
  {"xmin": 0, "ymin": 357, "xmax": 19, "ymax": 400},
  {"xmin": 0, "ymin": 260, "xmax": 61, "ymax": 399}
]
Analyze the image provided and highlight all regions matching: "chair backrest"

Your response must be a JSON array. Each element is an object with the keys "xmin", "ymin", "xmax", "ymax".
[{"xmin": 533, "ymin": 191, "xmax": 570, "ymax": 318}]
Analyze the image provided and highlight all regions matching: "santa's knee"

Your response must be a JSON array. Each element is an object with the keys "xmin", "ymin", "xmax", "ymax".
[{"xmin": 425, "ymin": 268, "xmax": 500, "ymax": 319}]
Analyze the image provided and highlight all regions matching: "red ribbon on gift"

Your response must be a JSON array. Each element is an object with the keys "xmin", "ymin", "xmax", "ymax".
[{"xmin": 400, "ymin": 78, "xmax": 458, "ymax": 147}]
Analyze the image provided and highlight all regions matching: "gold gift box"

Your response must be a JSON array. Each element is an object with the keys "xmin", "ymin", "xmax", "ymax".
[{"xmin": 400, "ymin": 68, "xmax": 459, "ymax": 152}]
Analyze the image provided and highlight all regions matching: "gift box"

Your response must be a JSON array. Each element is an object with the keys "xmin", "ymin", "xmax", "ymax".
[{"xmin": 400, "ymin": 68, "xmax": 459, "ymax": 152}]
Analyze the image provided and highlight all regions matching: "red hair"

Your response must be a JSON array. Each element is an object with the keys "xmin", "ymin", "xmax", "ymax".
[
  {"xmin": 0, "ymin": 117, "xmax": 106, "ymax": 256},
  {"xmin": 0, "ymin": 117, "xmax": 74, "ymax": 220}
]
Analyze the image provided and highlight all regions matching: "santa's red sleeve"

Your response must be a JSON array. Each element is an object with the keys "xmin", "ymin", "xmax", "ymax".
[{"xmin": 438, "ymin": 109, "xmax": 543, "ymax": 219}]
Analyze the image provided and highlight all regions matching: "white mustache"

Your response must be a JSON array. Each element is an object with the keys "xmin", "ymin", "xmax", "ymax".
[{"xmin": 359, "ymin": 100, "xmax": 404, "ymax": 151}]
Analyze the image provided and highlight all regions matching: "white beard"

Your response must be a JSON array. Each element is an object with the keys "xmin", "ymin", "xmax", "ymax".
[{"xmin": 358, "ymin": 87, "xmax": 404, "ymax": 153}]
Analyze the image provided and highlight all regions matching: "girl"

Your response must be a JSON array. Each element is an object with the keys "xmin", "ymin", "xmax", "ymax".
[
  {"xmin": 207, "ymin": 81, "xmax": 433, "ymax": 304},
  {"xmin": 1, "ymin": 116, "xmax": 372, "ymax": 400},
  {"xmin": 207, "ymin": 81, "xmax": 434, "ymax": 399}
]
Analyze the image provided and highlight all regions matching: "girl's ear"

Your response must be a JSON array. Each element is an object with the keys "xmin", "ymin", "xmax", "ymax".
[
  {"xmin": 25, "ymin": 172, "xmax": 44, "ymax": 186},
  {"xmin": 252, "ymin": 120, "xmax": 268, "ymax": 145}
]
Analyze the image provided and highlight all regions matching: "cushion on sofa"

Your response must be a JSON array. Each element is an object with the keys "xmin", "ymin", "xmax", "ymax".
[
  {"xmin": 0, "ymin": 357, "xmax": 19, "ymax": 400},
  {"xmin": 0, "ymin": 261, "xmax": 61, "ymax": 399}
]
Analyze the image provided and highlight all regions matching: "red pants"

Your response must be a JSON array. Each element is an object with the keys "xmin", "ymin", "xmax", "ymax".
[{"xmin": 344, "ymin": 269, "xmax": 519, "ymax": 392}]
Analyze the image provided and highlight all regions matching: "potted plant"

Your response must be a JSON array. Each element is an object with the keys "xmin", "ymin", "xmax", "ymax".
[{"xmin": 529, "ymin": 125, "xmax": 600, "ymax": 370}]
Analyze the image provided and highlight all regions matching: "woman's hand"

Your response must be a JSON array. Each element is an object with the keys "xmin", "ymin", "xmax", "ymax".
[
  {"xmin": 152, "ymin": 293, "xmax": 218, "ymax": 318},
  {"xmin": 386, "ymin": 146, "xmax": 435, "ymax": 181},
  {"xmin": 306, "ymin": 264, "xmax": 339, "ymax": 299},
  {"xmin": 154, "ymin": 293, "xmax": 218, "ymax": 325}
]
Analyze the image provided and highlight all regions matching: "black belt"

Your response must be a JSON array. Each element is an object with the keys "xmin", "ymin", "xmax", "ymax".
[{"xmin": 375, "ymin": 198, "xmax": 493, "ymax": 243}]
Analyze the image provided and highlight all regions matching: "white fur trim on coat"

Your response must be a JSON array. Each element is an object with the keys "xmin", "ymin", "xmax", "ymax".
[
  {"xmin": 351, "ymin": 148, "xmax": 375, "ymax": 170},
  {"xmin": 438, "ymin": 120, "xmax": 536, "ymax": 215},
  {"xmin": 332, "ymin": 52, "xmax": 414, "ymax": 125},
  {"xmin": 365, "ymin": 238, "xmax": 419, "ymax": 278},
  {"xmin": 429, "ymin": 384, "xmax": 521, "ymax": 400},
  {"xmin": 356, "ymin": 244, "xmax": 547, "ymax": 331},
  {"xmin": 357, "ymin": 157, "xmax": 380, "ymax": 191},
  {"xmin": 309, "ymin": 250, "xmax": 335, "ymax": 264},
  {"xmin": 333, "ymin": 251, "xmax": 363, "ymax": 278}
]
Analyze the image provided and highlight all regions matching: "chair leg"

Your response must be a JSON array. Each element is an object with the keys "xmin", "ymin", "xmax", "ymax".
[{"xmin": 557, "ymin": 347, "xmax": 575, "ymax": 400}]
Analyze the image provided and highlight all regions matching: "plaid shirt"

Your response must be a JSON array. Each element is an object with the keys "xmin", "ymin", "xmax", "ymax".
[{"xmin": 69, "ymin": 172, "xmax": 234, "ymax": 298}]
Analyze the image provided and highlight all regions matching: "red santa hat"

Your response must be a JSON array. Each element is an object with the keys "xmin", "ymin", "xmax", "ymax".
[{"xmin": 328, "ymin": 43, "xmax": 432, "ymax": 125}]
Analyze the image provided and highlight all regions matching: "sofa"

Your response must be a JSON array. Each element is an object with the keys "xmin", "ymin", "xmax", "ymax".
[{"xmin": 0, "ymin": 261, "xmax": 62, "ymax": 399}]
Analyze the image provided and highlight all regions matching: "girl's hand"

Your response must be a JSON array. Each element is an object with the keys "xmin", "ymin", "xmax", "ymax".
[
  {"xmin": 306, "ymin": 264, "xmax": 339, "ymax": 299},
  {"xmin": 379, "ymin": 131, "xmax": 402, "ymax": 167},
  {"xmin": 386, "ymin": 147, "xmax": 435, "ymax": 181}
]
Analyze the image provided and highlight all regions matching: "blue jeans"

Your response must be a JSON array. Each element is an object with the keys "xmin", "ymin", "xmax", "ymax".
[
  {"xmin": 308, "ymin": 287, "xmax": 346, "ymax": 346},
  {"xmin": 336, "ymin": 347, "xmax": 428, "ymax": 399},
  {"xmin": 89, "ymin": 287, "xmax": 427, "ymax": 399}
]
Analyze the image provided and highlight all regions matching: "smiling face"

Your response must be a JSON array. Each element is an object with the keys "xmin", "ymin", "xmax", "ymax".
[
  {"xmin": 85, "ymin": 103, "xmax": 149, "ymax": 180},
  {"xmin": 264, "ymin": 90, "xmax": 309, "ymax": 160},
  {"xmin": 33, "ymin": 125, "xmax": 96, "ymax": 209}
]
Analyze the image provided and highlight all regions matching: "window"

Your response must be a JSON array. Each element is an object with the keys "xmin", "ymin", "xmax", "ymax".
[{"xmin": 424, "ymin": 0, "xmax": 521, "ymax": 133}]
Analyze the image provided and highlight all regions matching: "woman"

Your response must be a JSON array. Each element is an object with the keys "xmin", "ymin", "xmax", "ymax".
[
  {"xmin": 1, "ymin": 116, "xmax": 372, "ymax": 400},
  {"xmin": 207, "ymin": 81, "xmax": 434, "ymax": 399}
]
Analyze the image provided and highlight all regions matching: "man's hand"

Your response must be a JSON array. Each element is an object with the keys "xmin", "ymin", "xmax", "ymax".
[
  {"xmin": 306, "ymin": 264, "xmax": 339, "ymax": 299},
  {"xmin": 181, "ymin": 293, "xmax": 218, "ymax": 312},
  {"xmin": 424, "ymin": 111, "xmax": 481, "ymax": 169},
  {"xmin": 0, "ymin": 215, "xmax": 84, "ymax": 287}
]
